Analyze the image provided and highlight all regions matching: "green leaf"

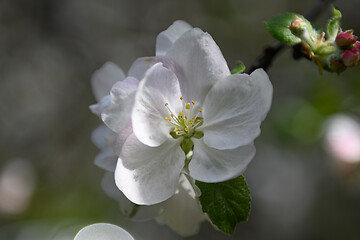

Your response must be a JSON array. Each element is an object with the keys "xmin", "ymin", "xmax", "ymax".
[
  {"xmin": 196, "ymin": 175, "xmax": 251, "ymax": 234},
  {"xmin": 264, "ymin": 13, "xmax": 311, "ymax": 45},
  {"xmin": 326, "ymin": 6, "xmax": 342, "ymax": 41},
  {"xmin": 231, "ymin": 61, "xmax": 246, "ymax": 74}
]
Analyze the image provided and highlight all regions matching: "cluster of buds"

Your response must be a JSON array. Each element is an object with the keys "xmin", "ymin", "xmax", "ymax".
[
  {"xmin": 289, "ymin": 15, "xmax": 360, "ymax": 74},
  {"xmin": 334, "ymin": 31, "xmax": 360, "ymax": 69}
]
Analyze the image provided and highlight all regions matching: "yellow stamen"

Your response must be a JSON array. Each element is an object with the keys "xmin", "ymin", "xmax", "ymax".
[
  {"xmin": 170, "ymin": 114, "xmax": 174, "ymax": 118},
  {"xmin": 165, "ymin": 103, "xmax": 168, "ymax": 106},
  {"xmin": 198, "ymin": 109, "xmax": 202, "ymax": 112},
  {"xmin": 191, "ymin": 100, "xmax": 195, "ymax": 105},
  {"xmin": 165, "ymin": 117, "xmax": 171, "ymax": 121},
  {"xmin": 180, "ymin": 96, "xmax": 183, "ymax": 100},
  {"xmin": 185, "ymin": 103, "xmax": 191, "ymax": 109}
]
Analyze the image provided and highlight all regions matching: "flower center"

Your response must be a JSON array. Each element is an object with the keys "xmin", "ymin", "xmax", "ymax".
[{"xmin": 164, "ymin": 96, "xmax": 203, "ymax": 138}]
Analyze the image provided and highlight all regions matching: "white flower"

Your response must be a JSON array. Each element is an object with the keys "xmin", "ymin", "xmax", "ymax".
[
  {"xmin": 324, "ymin": 114, "xmax": 360, "ymax": 163},
  {"xmin": 90, "ymin": 57, "xmax": 207, "ymax": 237},
  {"xmin": 102, "ymin": 20, "xmax": 273, "ymax": 205}
]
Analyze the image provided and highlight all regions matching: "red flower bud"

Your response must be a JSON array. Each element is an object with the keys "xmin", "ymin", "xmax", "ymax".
[
  {"xmin": 330, "ymin": 58, "xmax": 346, "ymax": 74},
  {"xmin": 350, "ymin": 42, "xmax": 360, "ymax": 54},
  {"xmin": 336, "ymin": 31, "xmax": 358, "ymax": 47},
  {"xmin": 341, "ymin": 50, "xmax": 360, "ymax": 67}
]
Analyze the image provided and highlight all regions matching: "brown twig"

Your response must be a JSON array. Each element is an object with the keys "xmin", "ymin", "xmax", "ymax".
[{"xmin": 246, "ymin": 0, "xmax": 336, "ymax": 73}]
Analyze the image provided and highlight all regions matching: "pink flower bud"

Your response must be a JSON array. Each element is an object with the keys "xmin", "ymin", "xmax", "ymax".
[
  {"xmin": 290, "ymin": 19, "xmax": 304, "ymax": 30},
  {"xmin": 341, "ymin": 50, "xmax": 360, "ymax": 67},
  {"xmin": 336, "ymin": 31, "xmax": 357, "ymax": 47},
  {"xmin": 330, "ymin": 58, "xmax": 346, "ymax": 74},
  {"xmin": 289, "ymin": 16, "xmax": 307, "ymax": 37},
  {"xmin": 350, "ymin": 42, "xmax": 360, "ymax": 54}
]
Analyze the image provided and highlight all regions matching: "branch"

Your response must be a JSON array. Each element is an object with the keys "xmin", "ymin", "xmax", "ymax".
[{"xmin": 246, "ymin": 0, "xmax": 336, "ymax": 73}]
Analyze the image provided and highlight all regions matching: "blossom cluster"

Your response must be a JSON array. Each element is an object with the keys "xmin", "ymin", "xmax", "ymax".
[
  {"xmin": 90, "ymin": 20, "xmax": 272, "ymax": 235},
  {"xmin": 288, "ymin": 15, "xmax": 360, "ymax": 74}
]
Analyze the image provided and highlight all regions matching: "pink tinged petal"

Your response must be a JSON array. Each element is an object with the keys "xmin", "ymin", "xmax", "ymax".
[
  {"xmin": 91, "ymin": 62, "xmax": 126, "ymax": 101},
  {"xmin": 89, "ymin": 95, "xmax": 110, "ymax": 117},
  {"xmin": 324, "ymin": 114, "xmax": 360, "ymax": 163},
  {"xmin": 132, "ymin": 63, "xmax": 182, "ymax": 147},
  {"xmin": 158, "ymin": 174, "xmax": 206, "ymax": 237},
  {"xmin": 165, "ymin": 28, "xmax": 230, "ymax": 105},
  {"xmin": 156, "ymin": 20, "xmax": 193, "ymax": 56},
  {"xmin": 189, "ymin": 138, "xmax": 256, "ymax": 183},
  {"xmin": 101, "ymin": 77, "xmax": 139, "ymax": 133},
  {"xmin": 199, "ymin": 68, "xmax": 273, "ymax": 150},
  {"xmin": 127, "ymin": 56, "xmax": 176, "ymax": 81},
  {"xmin": 115, "ymin": 134, "xmax": 185, "ymax": 205},
  {"xmin": 101, "ymin": 172, "xmax": 163, "ymax": 221}
]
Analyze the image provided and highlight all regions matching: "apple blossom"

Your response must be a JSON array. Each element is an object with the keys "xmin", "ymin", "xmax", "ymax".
[
  {"xmin": 90, "ymin": 59, "xmax": 207, "ymax": 237},
  {"xmin": 324, "ymin": 114, "xmax": 360, "ymax": 163},
  {"xmin": 101, "ymin": 21, "xmax": 273, "ymax": 205}
]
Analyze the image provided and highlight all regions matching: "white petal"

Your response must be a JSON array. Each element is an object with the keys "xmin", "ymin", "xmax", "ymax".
[
  {"xmin": 128, "ymin": 56, "xmax": 175, "ymax": 81},
  {"xmin": 199, "ymin": 68, "xmax": 273, "ymax": 150},
  {"xmin": 89, "ymin": 95, "xmax": 110, "ymax": 117},
  {"xmin": 189, "ymin": 138, "xmax": 256, "ymax": 182},
  {"xmin": 101, "ymin": 77, "xmax": 139, "ymax": 133},
  {"xmin": 132, "ymin": 63, "xmax": 182, "ymax": 147},
  {"xmin": 165, "ymin": 28, "xmax": 230, "ymax": 105},
  {"xmin": 91, "ymin": 125, "xmax": 118, "ymax": 172},
  {"xmin": 101, "ymin": 172, "xmax": 163, "ymax": 221},
  {"xmin": 115, "ymin": 134, "xmax": 185, "ymax": 205},
  {"xmin": 91, "ymin": 62, "xmax": 125, "ymax": 101},
  {"xmin": 156, "ymin": 20, "xmax": 192, "ymax": 56},
  {"xmin": 112, "ymin": 124, "xmax": 133, "ymax": 156},
  {"xmin": 94, "ymin": 149, "xmax": 118, "ymax": 172},
  {"xmin": 75, "ymin": 223, "xmax": 134, "ymax": 240},
  {"xmin": 91, "ymin": 125, "xmax": 112, "ymax": 150},
  {"xmin": 158, "ymin": 174, "xmax": 206, "ymax": 237}
]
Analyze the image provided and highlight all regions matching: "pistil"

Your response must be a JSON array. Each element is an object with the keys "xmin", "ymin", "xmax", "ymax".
[{"xmin": 164, "ymin": 96, "xmax": 203, "ymax": 138}]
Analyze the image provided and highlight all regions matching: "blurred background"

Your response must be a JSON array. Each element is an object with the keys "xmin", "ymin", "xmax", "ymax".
[{"xmin": 1, "ymin": 0, "xmax": 360, "ymax": 239}]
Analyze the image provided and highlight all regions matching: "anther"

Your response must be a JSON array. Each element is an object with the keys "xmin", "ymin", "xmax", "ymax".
[
  {"xmin": 180, "ymin": 96, "xmax": 183, "ymax": 100},
  {"xmin": 198, "ymin": 109, "xmax": 202, "ymax": 112},
  {"xmin": 191, "ymin": 101, "xmax": 195, "ymax": 105},
  {"xmin": 165, "ymin": 103, "xmax": 168, "ymax": 106},
  {"xmin": 185, "ymin": 103, "xmax": 191, "ymax": 109}
]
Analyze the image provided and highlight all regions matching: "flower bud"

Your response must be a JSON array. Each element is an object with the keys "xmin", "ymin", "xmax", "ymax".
[
  {"xmin": 341, "ymin": 50, "xmax": 360, "ymax": 67},
  {"xmin": 350, "ymin": 42, "xmax": 360, "ymax": 54},
  {"xmin": 330, "ymin": 58, "xmax": 346, "ymax": 74},
  {"xmin": 336, "ymin": 31, "xmax": 357, "ymax": 47},
  {"xmin": 289, "ymin": 18, "xmax": 307, "ymax": 37}
]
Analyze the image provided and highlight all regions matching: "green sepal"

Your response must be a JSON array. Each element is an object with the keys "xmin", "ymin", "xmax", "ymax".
[
  {"xmin": 193, "ymin": 131, "xmax": 204, "ymax": 139},
  {"xmin": 181, "ymin": 138, "xmax": 194, "ymax": 155},
  {"xmin": 231, "ymin": 61, "xmax": 246, "ymax": 74},
  {"xmin": 326, "ymin": 6, "xmax": 342, "ymax": 41},
  {"xmin": 196, "ymin": 175, "xmax": 251, "ymax": 234},
  {"xmin": 314, "ymin": 43, "xmax": 337, "ymax": 57},
  {"xmin": 264, "ymin": 13, "xmax": 312, "ymax": 45}
]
